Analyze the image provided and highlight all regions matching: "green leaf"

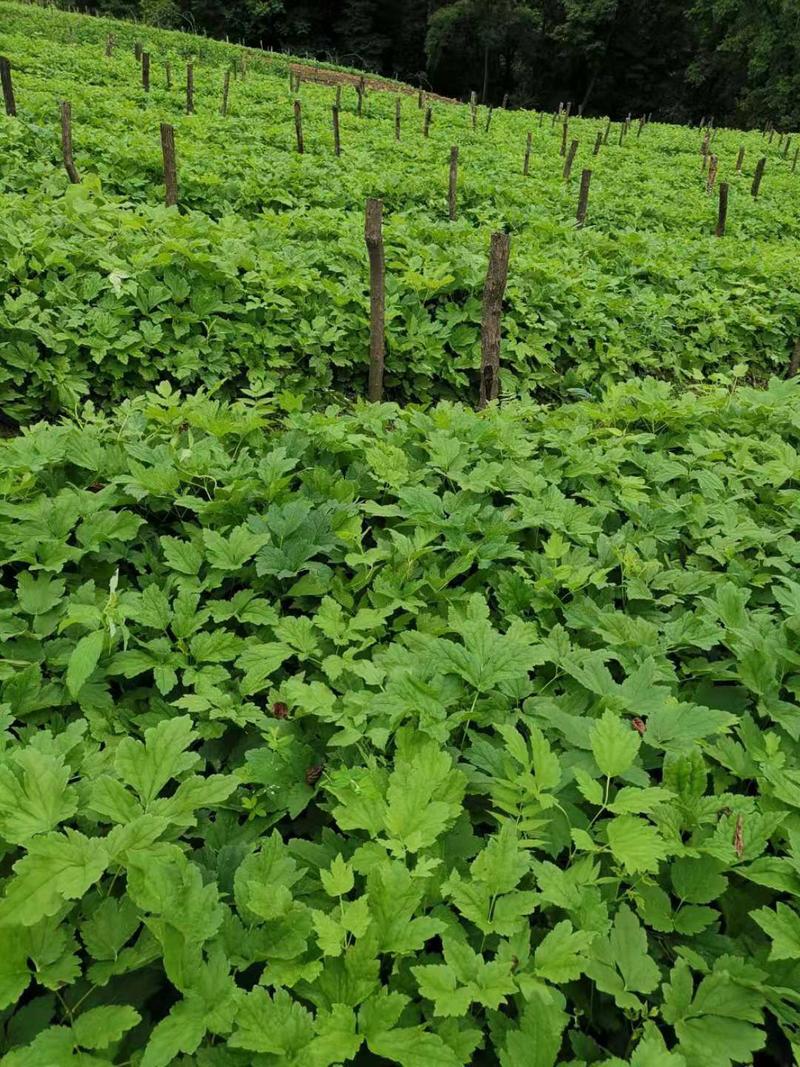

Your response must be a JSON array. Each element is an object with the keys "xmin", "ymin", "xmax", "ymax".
[
  {"xmin": 534, "ymin": 920, "xmax": 595, "ymax": 983},
  {"xmin": 72, "ymin": 1004, "xmax": 141, "ymax": 1049},
  {"xmin": 66, "ymin": 629, "xmax": 105, "ymax": 697},
  {"xmin": 590, "ymin": 709, "xmax": 640, "ymax": 778},
  {"xmin": 115, "ymin": 715, "xmax": 199, "ymax": 808},
  {"xmin": 752, "ymin": 902, "xmax": 800, "ymax": 960},
  {"xmin": 607, "ymin": 815, "xmax": 669, "ymax": 874}
]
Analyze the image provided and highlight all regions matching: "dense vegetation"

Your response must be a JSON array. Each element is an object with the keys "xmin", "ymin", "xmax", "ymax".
[
  {"xmin": 2, "ymin": 3, "xmax": 800, "ymax": 424},
  {"xmin": 2, "ymin": 4, "xmax": 800, "ymax": 1065},
  {"xmin": 62, "ymin": 0, "xmax": 800, "ymax": 129}
]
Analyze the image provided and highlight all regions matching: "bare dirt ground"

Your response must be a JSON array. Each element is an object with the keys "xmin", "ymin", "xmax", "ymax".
[{"xmin": 288, "ymin": 62, "xmax": 456, "ymax": 105}]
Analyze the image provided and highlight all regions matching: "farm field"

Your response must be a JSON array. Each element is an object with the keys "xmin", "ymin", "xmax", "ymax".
[{"xmin": 2, "ymin": 3, "xmax": 800, "ymax": 1066}]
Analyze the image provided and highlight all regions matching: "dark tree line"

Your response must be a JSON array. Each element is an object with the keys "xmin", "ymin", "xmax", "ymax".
[{"xmin": 75, "ymin": 0, "xmax": 800, "ymax": 128}]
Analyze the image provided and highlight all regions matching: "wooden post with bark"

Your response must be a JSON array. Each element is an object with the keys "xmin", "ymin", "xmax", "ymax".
[
  {"xmin": 751, "ymin": 157, "xmax": 766, "ymax": 198},
  {"xmin": 134, "ymin": 41, "xmax": 142, "ymax": 61},
  {"xmin": 793, "ymin": 147, "xmax": 799, "ymax": 174},
  {"xmin": 357, "ymin": 83, "xmax": 364, "ymax": 117},
  {"xmin": 424, "ymin": 105, "xmax": 432, "ymax": 137},
  {"xmin": 706, "ymin": 154, "xmax": 718, "ymax": 193},
  {"xmin": 593, "ymin": 130, "xmax": 602, "ymax": 155},
  {"xmin": 0, "ymin": 56, "xmax": 16, "ymax": 117},
  {"xmin": 784, "ymin": 136, "xmax": 792, "ymax": 159},
  {"xmin": 395, "ymin": 96, "xmax": 401, "ymax": 140},
  {"xmin": 160, "ymin": 122, "xmax": 178, "ymax": 207},
  {"xmin": 332, "ymin": 105, "xmax": 341, "ymax": 156},
  {"xmin": 364, "ymin": 199, "xmax": 385, "ymax": 403},
  {"xmin": 479, "ymin": 233, "xmax": 510, "ymax": 410},
  {"xmin": 523, "ymin": 131, "xmax": 532, "ymax": 175},
  {"xmin": 105, "ymin": 34, "xmax": 114, "ymax": 58},
  {"xmin": 736, "ymin": 146, "xmax": 745, "ymax": 173},
  {"xmin": 502, "ymin": 92, "xmax": 509, "ymax": 109},
  {"xmin": 186, "ymin": 63, "xmax": 194, "ymax": 114},
  {"xmin": 485, "ymin": 106, "xmax": 493, "ymax": 133},
  {"xmin": 603, "ymin": 118, "xmax": 611, "ymax": 144},
  {"xmin": 560, "ymin": 119, "xmax": 568, "ymax": 156},
  {"xmin": 294, "ymin": 98, "xmax": 304, "ymax": 153},
  {"xmin": 563, "ymin": 139, "xmax": 579, "ymax": 179},
  {"xmin": 142, "ymin": 52, "xmax": 150, "ymax": 92},
  {"xmin": 448, "ymin": 145, "xmax": 459, "ymax": 220},
  {"xmin": 716, "ymin": 182, "xmax": 728, "ymax": 237},
  {"xmin": 576, "ymin": 169, "xmax": 592, "ymax": 227},
  {"xmin": 618, "ymin": 123, "xmax": 625, "ymax": 147},
  {"xmin": 60, "ymin": 101, "xmax": 80, "ymax": 184},
  {"xmin": 221, "ymin": 69, "xmax": 230, "ymax": 116}
]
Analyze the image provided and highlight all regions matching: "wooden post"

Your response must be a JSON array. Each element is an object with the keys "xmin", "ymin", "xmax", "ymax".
[
  {"xmin": 364, "ymin": 199, "xmax": 385, "ymax": 403},
  {"xmin": 424, "ymin": 105, "xmax": 432, "ymax": 137},
  {"xmin": 706, "ymin": 154, "xmax": 718, "ymax": 193},
  {"xmin": 604, "ymin": 118, "xmax": 611, "ymax": 144},
  {"xmin": 59, "ymin": 101, "xmax": 80, "ymax": 184},
  {"xmin": 485, "ymin": 106, "xmax": 493, "ymax": 133},
  {"xmin": 563, "ymin": 139, "xmax": 579, "ymax": 179},
  {"xmin": 418, "ymin": 89, "xmax": 424, "ymax": 109},
  {"xmin": 294, "ymin": 98, "xmax": 304, "ymax": 153},
  {"xmin": 134, "ymin": 41, "xmax": 142, "ymax": 61},
  {"xmin": 784, "ymin": 136, "xmax": 792, "ymax": 159},
  {"xmin": 637, "ymin": 116, "xmax": 644, "ymax": 137},
  {"xmin": 357, "ymin": 84, "xmax": 364, "ymax": 117},
  {"xmin": 523, "ymin": 130, "xmax": 532, "ymax": 175},
  {"xmin": 593, "ymin": 130, "xmax": 602, "ymax": 155},
  {"xmin": 576, "ymin": 168, "xmax": 592, "ymax": 227},
  {"xmin": 751, "ymin": 157, "xmax": 766, "ymax": 198},
  {"xmin": 789, "ymin": 340, "xmax": 800, "ymax": 378},
  {"xmin": 479, "ymin": 233, "xmax": 511, "ymax": 410},
  {"xmin": 716, "ymin": 182, "xmax": 728, "ymax": 237},
  {"xmin": 736, "ymin": 145, "xmax": 745, "ymax": 173},
  {"xmin": 560, "ymin": 119, "xmax": 568, "ymax": 156},
  {"xmin": 395, "ymin": 96, "xmax": 401, "ymax": 140},
  {"xmin": 471, "ymin": 101, "xmax": 477, "ymax": 130},
  {"xmin": 565, "ymin": 101, "xmax": 572, "ymax": 117},
  {"xmin": 793, "ymin": 147, "xmax": 799, "ymax": 174},
  {"xmin": 186, "ymin": 63, "xmax": 194, "ymax": 114},
  {"xmin": 618, "ymin": 123, "xmax": 624, "ymax": 147},
  {"xmin": 0, "ymin": 56, "xmax": 16, "ymax": 117},
  {"xmin": 105, "ymin": 33, "xmax": 114, "ymax": 57},
  {"xmin": 142, "ymin": 52, "xmax": 150, "ymax": 92},
  {"xmin": 160, "ymin": 122, "xmax": 178, "ymax": 207},
  {"xmin": 502, "ymin": 92, "xmax": 509, "ymax": 109},
  {"xmin": 332, "ymin": 105, "xmax": 341, "ymax": 156},
  {"xmin": 539, "ymin": 111, "xmax": 544, "ymax": 127},
  {"xmin": 768, "ymin": 129, "xmax": 775, "ymax": 144},
  {"xmin": 221, "ymin": 69, "xmax": 230, "ymax": 115},
  {"xmin": 448, "ymin": 145, "xmax": 458, "ymax": 220}
]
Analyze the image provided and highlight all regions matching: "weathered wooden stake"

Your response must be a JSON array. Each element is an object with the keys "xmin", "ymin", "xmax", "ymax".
[
  {"xmin": 560, "ymin": 119, "xmax": 568, "ymax": 156},
  {"xmin": 618, "ymin": 123, "xmax": 625, "ymax": 146},
  {"xmin": 395, "ymin": 96, "xmax": 401, "ymax": 140},
  {"xmin": 335, "ymin": 84, "xmax": 341, "ymax": 109},
  {"xmin": 424, "ymin": 105, "xmax": 432, "ymax": 137},
  {"xmin": 365, "ymin": 199, "xmax": 385, "ymax": 402},
  {"xmin": 357, "ymin": 84, "xmax": 364, "ymax": 117},
  {"xmin": 523, "ymin": 131, "xmax": 532, "ymax": 175},
  {"xmin": 784, "ymin": 136, "xmax": 792, "ymax": 159},
  {"xmin": 479, "ymin": 233, "xmax": 511, "ymax": 410},
  {"xmin": 332, "ymin": 105, "xmax": 341, "ymax": 155},
  {"xmin": 142, "ymin": 52, "xmax": 150, "ymax": 92},
  {"xmin": 716, "ymin": 182, "xmax": 728, "ymax": 237},
  {"xmin": 160, "ymin": 122, "xmax": 178, "ymax": 207},
  {"xmin": 563, "ymin": 138, "xmax": 579, "ymax": 179},
  {"xmin": 0, "ymin": 56, "xmax": 16, "ymax": 117},
  {"xmin": 186, "ymin": 63, "xmax": 194, "ymax": 114},
  {"xmin": 576, "ymin": 168, "xmax": 592, "ymax": 227},
  {"xmin": 793, "ymin": 147, "xmax": 799, "ymax": 174},
  {"xmin": 448, "ymin": 145, "xmax": 459, "ymax": 220},
  {"xmin": 768, "ymin": 129, "xmax": 775, "ymax": 144},
  {"xmin": 134, "ymin": 41, "xmax": 142, "ymax": 61},
  {"xmin": 502, "ymin": 92, "xmax": 509, "ymax": 109},
  {"xmin": 706, "ymin": 154, "xmax": 718, "ymax": 193},
  {"xmin": 736, "ymin": 145, "xmax": 745, "ymax": 172},
  {"xmin": 294, "ymin": 98, "xmax": 304, "ymax": 153},
  {"xmin": 221, "ymin": 69, "xmax": 230, "ymax": 115},
  {"xmin": 565, "ymin": 101, "xmax": 572, "ymax": 117},
  {"xmin": 485, "ymin": 107, "xmax": 493, "ymax": 133},
  {"xmin": 60, "ymin": 100, "xmax": 80, "ymax": 184},
  {"xmin": 105, "ymin": 33, "xmax": 114, "ymax": 57},
  {"xmin": 751, "ymin": 156, "xmax": 766, "ymax": 198},
  {"xmin": 418, "ymin": 89, "xmax": 424, "ymax": 109},
  {"xmin": 593, "ymin": 130, "xmax": 602, "ymax": 155}
]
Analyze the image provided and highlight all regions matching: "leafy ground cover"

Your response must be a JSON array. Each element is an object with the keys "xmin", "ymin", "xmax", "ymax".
[
  {"xmin": 1, "ymin": 378, "xmax": 800, "ymax": 1064},
  {"xmin": 1, "ymin": 2, "xmax": 800, "ymax": 421}
]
